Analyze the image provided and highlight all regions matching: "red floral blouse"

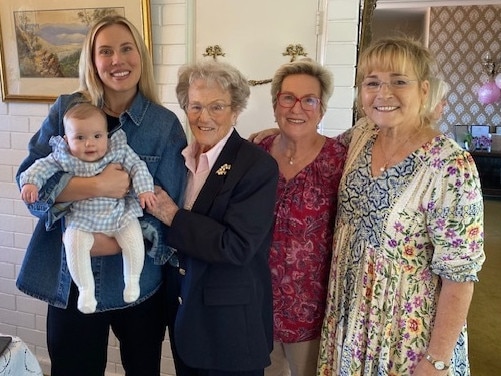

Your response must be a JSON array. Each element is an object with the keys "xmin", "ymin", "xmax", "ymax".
[{"xmin": 258, "ymin": 135, "xmax": 347, "ymax": 343}]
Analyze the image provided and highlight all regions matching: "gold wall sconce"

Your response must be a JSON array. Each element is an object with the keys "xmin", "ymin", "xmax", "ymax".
[
  {"xmin": 282, "ymin": 44, "xmax": 308, "ymax": 62},
  {"xmin": 203, "ymin": 45, "xmax": 226, "ymax": 60},
  {"xmin": 481, "ymin": 51, "xmax": 501, "ymax": 78},
  {"xmin": 477, "ymin": 51, "xmax": 501, "ymax": 105},
  {"xmin": 248, "ymin": 79, "xmax": 272, "ymax": 87},
  {"xmin": 200, "ymin": 43, "xmax": 309, "ymax": 85},
  {"xmin": 248, "ymin": 44, "xmax": 309, "ymax": 85}
]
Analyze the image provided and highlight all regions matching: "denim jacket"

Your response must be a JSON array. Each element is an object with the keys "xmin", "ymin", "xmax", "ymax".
[{"xmin": 16, "ymin": 92, "xmax": 187, "ymax": 310}]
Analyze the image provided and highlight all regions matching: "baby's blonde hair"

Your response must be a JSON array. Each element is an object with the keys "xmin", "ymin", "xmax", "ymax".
[{"xmin": 63, "ymin": 102, "xmax": 107, "ymax": 131}]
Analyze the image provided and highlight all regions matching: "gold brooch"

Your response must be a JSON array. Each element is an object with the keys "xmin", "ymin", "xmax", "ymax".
[{"xmin": 216, "ymin": 163, "xmax": 231, "ymax": 175}]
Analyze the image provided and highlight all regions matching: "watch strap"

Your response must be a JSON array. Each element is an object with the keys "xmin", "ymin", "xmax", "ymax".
[{"xmin": 425, "ymin": 352, "xmax": 450, "ymax": 370}]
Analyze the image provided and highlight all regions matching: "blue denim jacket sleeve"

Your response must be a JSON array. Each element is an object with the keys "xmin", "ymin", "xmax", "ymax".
[
  {"xmin": 16, "ymin": 95, "xmax": 77, "ymax": 230},
  {"xmin": 141, "ymin": 213, "xmax": 179, "ymax": 266},
  {"xmin": 124, "ymin": 98, "xmax": 187, "ymax": 266}
]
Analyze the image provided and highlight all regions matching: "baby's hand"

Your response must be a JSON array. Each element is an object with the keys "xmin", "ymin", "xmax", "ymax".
[
  {"xmin": 21, "ymin": 184, "xmax": 39, "ymax": 204},
  {"xmin": 138, "ymin": 191, "xmax": 157, "ymax": 209}
]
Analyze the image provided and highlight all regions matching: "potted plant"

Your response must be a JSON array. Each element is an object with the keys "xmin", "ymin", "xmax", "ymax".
[{"xmin": 463, "ymin": 132, "xmax": 474, "ymax": 151}]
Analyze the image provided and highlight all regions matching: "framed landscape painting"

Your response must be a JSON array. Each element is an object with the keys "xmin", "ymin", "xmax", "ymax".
[{"xmin": 0, "ymin": 0, "xmax": 151, "ymax": 102}]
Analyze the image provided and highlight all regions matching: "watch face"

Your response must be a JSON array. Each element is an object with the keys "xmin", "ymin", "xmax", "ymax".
[{"xmin": 435, "ymin": 361, "xmax": 446, "ymax": 370}]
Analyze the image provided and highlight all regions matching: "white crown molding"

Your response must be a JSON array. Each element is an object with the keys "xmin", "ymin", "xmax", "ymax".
[{"xmin": 377, "ymin": 0, "xmax": 498, "ymax": 9}]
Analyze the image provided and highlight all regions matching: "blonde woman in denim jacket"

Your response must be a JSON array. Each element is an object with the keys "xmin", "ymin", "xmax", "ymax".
[{"xmin": 15, "ymin": 16, "xmax": 186, "ymax": 376}]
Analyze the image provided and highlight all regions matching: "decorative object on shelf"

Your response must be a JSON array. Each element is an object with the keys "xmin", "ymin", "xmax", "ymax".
[
  {"xmin": 463, "ymin": 131, "xmax": 474, "ymax": 151},
  {"xmin": 474, "ymin": 134, "xmax": 492, "ymax": 152},
  {"xmin": 282, "ymin": 44, "xmax": 308, "ymax": 62},
  {"xmin": 203, "ymin": 45, "xmax": 226, "ymax": 60},
  {"xmin": 464, "ymin": 125, "xmax": 493, "ymax": 151},
  {"xmin": 478, "ymin": 51, "xmax": 501, "ymax": 105}
]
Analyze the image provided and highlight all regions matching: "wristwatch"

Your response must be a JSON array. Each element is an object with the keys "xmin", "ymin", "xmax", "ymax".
[{"xmin": 425, "ymin": 352, "xmax": 450, "ymax": 371}]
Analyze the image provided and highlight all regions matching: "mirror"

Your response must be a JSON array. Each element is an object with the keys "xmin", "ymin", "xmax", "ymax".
[{"xmin": 359, "ymin": 0, "xmax": 377, "ymax": 54}]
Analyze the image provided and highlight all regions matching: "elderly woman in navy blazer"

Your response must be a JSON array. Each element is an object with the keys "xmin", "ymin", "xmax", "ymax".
[{"xmin": 148, "ymin": 60, "xmax": 279, "ymax": 376}]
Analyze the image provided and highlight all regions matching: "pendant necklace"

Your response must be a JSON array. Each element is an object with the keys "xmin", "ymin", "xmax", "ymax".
[
  {"xmin": 285, "ymin": 136, "xmax": 323, "ymax": 166},
  {"xmin": 285, "ymin": 150, "xmax": 296, "ymax": 165},
  {"xmin": 378, "ymin": 132, "xmax": 415, "ymax": 172}
]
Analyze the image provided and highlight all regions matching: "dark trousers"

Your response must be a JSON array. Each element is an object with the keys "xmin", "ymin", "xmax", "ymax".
[
  {"xmin": 47, "ymin": 282, "xmax": 167, "ymax": 376},
  {"xmin": 175, "ymin": 366, "xmax": 264, "ymax": 376},
  {"xmin": 164, "ymin": 266, "xmax": 263, "ymax": 376},
  {"xmin": 164, "ymin": 263, "xmax": 191, "ymax": 375},
  {"xmin": 181, "ymin": 369, "xmax": 264, "ymax": 376}
]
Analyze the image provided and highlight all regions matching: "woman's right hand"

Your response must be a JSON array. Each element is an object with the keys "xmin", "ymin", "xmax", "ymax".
[
  {"xmin": 56, "ymin": 163, "xmax": 131, "ymax": 202},
  {"xmin": 95, "ymin": 163, "xmax": 131, "ymax": 199}
]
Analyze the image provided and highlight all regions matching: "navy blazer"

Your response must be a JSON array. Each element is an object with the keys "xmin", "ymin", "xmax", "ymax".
[{"xmin": 167, "ymin": 129, "xmax": 279, "ymax": 372}]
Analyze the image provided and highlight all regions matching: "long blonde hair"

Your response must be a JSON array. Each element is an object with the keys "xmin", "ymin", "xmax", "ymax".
[{"xmin": 77, "ymin": 15, "xmax": 159, "ymax": 105}]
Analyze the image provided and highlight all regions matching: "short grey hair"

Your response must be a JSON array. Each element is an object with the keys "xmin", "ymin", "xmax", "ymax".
[{"xmin": 176, "ymin": 60, "xmax": 250, "ymax": 114}]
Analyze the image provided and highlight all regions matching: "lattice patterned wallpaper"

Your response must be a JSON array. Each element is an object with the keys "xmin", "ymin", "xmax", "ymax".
[{"xmin": 429, "ymin": 5, "xmax": 501, "ymax": 138}]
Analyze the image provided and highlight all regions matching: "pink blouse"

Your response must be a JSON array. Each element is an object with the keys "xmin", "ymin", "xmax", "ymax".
[{"xmin": 259, "ymin": 135, "xmax": 347, "ymax": 343}]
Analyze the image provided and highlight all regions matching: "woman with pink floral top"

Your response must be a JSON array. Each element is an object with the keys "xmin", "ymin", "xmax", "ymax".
[{"xmin": 256, "ymin": 58, "xmax": 347, "ymax": 376}]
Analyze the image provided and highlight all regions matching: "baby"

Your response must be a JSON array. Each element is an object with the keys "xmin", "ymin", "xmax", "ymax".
[{"xmin": 20, "ymin": 102, "xmax": 156, "ymax": 313}]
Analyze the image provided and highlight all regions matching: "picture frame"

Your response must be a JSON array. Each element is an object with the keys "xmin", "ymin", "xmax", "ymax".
[{"xmin": 0, "ymin": 0, "xmax": 151, "ymax": 103}]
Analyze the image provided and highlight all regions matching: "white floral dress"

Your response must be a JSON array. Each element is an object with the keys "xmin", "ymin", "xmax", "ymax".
[{"xmin": 318, "ymin": 120, "xmax": 485, "ymax": 376}]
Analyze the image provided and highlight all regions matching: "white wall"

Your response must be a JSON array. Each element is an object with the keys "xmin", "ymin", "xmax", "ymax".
[{"xmin": 0, "ymin": 0, "xmax": 359, "ymax": 375}]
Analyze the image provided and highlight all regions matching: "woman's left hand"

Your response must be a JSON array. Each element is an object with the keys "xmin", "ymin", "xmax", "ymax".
[{"xmin": 147, "ymin": 186, "xmax": 179, "ymax": 226}]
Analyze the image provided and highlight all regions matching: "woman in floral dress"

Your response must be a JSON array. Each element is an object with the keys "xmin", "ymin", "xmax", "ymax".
[{"xmin": 318, "ymin": 38, "xmax": 485, "ymax": 376}]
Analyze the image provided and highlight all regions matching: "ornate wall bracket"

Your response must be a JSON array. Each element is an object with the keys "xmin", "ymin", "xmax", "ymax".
[
  {"xmin": 248, "ymin": 79, "xmax": 272, "ymax": 86},
  {"xmin": 282, "ymin": 44, "xmax": 308, "ymax": 62},
  {"xmin": 201, "ymin": 43, "xmax": 309, "ymax": 85},
  {"xmin": 203, "ymin": 45, "xmax": 226, "ymax": 60}
]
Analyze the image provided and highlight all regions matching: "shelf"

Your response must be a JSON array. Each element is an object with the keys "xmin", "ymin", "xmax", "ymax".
[
  {"xmin": 470, "ymin": 150, "xmax": 501, "ymax": 158},
  {"xmin": 470, "ymin": 151, "xmax": 501, "ymax": 198}
]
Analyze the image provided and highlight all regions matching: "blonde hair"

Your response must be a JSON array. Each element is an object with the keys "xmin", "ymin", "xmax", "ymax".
[
  {"xmin": 356, "ymin": 37, "xmax": 438, "ymax": 127},
  {"xmin": 77, "ymin": 15, "xmax": 159, "ymax": 105},
  {"xmin": 427, "ymin": 77, "xmax": 449, "ymax": 126},
  {"xmin": 63, "ymin": 102, "xmax": 107, "ymax": 131}
]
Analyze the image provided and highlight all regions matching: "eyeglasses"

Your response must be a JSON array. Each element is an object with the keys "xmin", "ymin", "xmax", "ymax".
[
  {"xmin": 361, "ymin": 79, "xmax": 418, "ymax": 92},
  {"xmin": 185, "ymin": 102, "xmax": 232, "ymax": 117},
  {"xmin": 277, "ymin": 93, "xmax": 321, "ymax": 111}
]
